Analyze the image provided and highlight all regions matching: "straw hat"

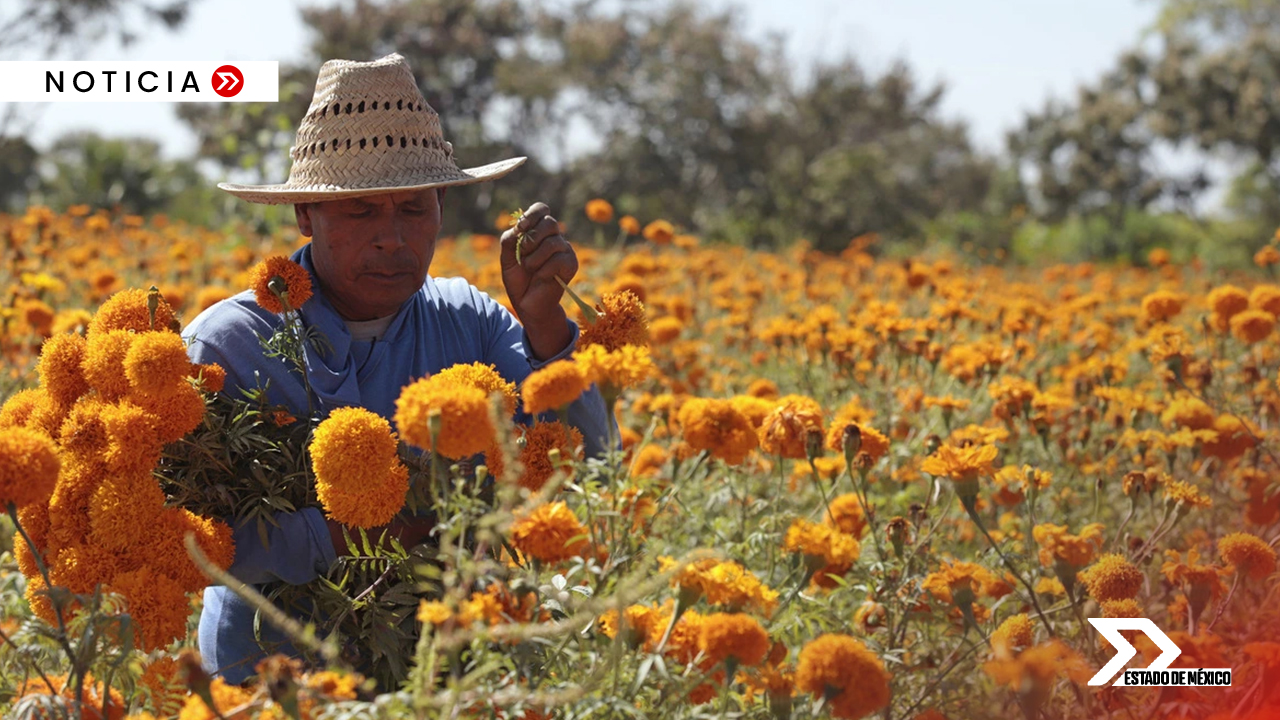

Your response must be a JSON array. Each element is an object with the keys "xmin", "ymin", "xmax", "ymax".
[{"xmin": 217, "ymin": 53, "xmax": 526, "ymax": 204}]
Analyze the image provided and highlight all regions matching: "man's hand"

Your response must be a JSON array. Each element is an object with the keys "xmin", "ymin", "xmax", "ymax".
[{"xmin": 500, "ymin": 202, "xmax": 577, "ymax": 360}]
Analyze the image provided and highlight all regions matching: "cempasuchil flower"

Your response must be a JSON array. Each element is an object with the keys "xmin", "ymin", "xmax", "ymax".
[
  {"xmin": 0, "ymin": 426, "xmax": 61, "ymax": 509},
  {"xmin": 676, "ymin": 397, "xmax": 759, "ymax": 464},
  {"xmin": 311, "ymin": 406, "xmax": 410, "ymax": 528},
  {"xmin": 521, "ymin": 360, "xmax": 591, "ymax": 415},
  {"xmin": 249, "ymin": 255, "xmax": 314, "ymax": 314},
  {"xmin": 395, "ymin": 375, "xmax": 495, "ymax": 460},
  {"xmin": 510, "ymin": 501, "xmax": 589, "ymax": 563},
  {"xmin": 795, "ymin": 634, "xmax": 891, "ymax": 720},
  {"xmin": 579, "ymin": 290, "xmax": 650, "ymax": 351},
  {"xmin": 88, "ymin": 287, "xmax": 175, "ymax": 337}
]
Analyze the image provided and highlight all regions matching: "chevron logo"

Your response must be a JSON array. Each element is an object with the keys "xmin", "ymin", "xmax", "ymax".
[
  {"xmin": 212, "ymin": 64, "xmax": 243, "ymax": 97},
  {"xmin": 1088, "ymin": 618, "xmax": 1180, "ymax": 686}
]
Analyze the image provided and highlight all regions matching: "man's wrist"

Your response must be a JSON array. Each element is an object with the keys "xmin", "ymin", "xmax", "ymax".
[{"xmin": 522, "ymin": 306, "xmax": 574, "ymax": 361}]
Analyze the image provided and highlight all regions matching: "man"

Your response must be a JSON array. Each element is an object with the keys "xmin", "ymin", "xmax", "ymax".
[{"xmin": 182, "ymin": 53, "xmax": 612, "ymax": 683}]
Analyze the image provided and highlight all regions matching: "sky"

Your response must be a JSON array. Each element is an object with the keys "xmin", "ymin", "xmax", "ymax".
[{"xmin": 3, "ymin": 0, "xmax": 1162, "ymax": 157}]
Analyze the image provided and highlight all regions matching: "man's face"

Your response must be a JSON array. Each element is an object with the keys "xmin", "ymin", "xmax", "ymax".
[{"xmin": 295, "ymin": 188, "xmax": 444, "ymax": 321}]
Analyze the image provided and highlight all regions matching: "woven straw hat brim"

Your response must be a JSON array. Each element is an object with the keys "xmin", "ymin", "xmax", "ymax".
[{"xmin": 218, "ymin": 156, "xmax": 527, "ymax": 205}]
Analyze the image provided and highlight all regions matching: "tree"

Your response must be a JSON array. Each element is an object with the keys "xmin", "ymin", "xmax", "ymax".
[
  {"xmin": 29, "ymin": 131, "xmax": 215, "ymax": 221},
  {"xmin": 0, "ymin": 0, "xmax": 196, "ymax": 210},
  {"xmin": 176, "ymin": 0, "xmax": 994, "ymax": 250}
]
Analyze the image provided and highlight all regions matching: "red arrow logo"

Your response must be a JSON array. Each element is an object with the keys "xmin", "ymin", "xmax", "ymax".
[{"xmin": 212, "ymin": 64, "xmax": 243, "ymax": 97}]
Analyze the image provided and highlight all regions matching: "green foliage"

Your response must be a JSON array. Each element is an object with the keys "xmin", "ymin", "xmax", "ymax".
[
  {"xmin": 23, "ymin": 132, "xmax": 221, "ymax": 223},
  {"xmin": 1008, "ymin": 209, "xmax": 1264, "ymax": 267}
]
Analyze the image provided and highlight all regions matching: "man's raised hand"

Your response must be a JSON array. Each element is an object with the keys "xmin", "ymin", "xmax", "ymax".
[{"xmin": 500, "ymin": 202, "xmax": 577, "ymax": 359}]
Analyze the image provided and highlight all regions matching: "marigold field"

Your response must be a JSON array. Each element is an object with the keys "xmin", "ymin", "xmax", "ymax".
[{"xmin": 2, "ymin": 204, "xmax": 1280, "ymax": 720}]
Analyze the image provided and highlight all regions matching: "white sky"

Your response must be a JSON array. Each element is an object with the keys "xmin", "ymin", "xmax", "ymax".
[{"xmin": 4, "ymin": 0, "xmax": 1161, "ymax": 157}]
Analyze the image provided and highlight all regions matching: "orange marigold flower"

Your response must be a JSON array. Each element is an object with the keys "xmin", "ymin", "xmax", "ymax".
[
  {"xmin": 22, "ymin": 299, "xmax": 55, "ymax": 336},
  {"xmin": 598, "ymin": 603, "xmax": 667, "ymax": 650},
  {"xmin": 585, "ymin": 198, "xmax": 614, "ymax": 224},
  {"xmin": 784, "ymin": 518, "xmax": 860, "ymax": 568},
  {"xmin": 572, "ymin": 344, "xmax": 657, "ymax": 391},
  {"xmin": 1218, "ymin": 532, "xmax": 1276, "ymax": 581},
  {"xmin": 1244, "ymin": 642, "xmax": 1280, "ymax": 672},
  {"xmin": 176, "ymin": 677, "xmax": 254, "ymax": 720},
  {"xmin": 1102, "ymin": 599, "xmax": 1144, "ymax": 618},
  {"xmin": 730, "ymin": 395, "xmax": 775, "ymax": 429},
  {"xmin": 89, "ymin": 468, "xmax": 166, "ymax": 551},
  {"xmin": 88, "ymin": 287, "xmax": 175, "ymax": 337},
  {"xmin": 1250, "ymin": 283, "xmax": 1280, "ymax": 316},
  {"xmin": 630, "ymin": 443, "xmax": 668, "ymax": 478},
  {"xmin": 824, "ymin": 494, "xmax": 867, "ymax": 538},
  {"xmin": 642, "ymin": 219, "xmax": 675, "ymax": 245},
  {"xmin": 921, "ymin": 443, "xmax": 999, "ymax": 483},
  {"xmin": 82, "ymin": 329, "xmax": 136, "ymax": 402},
  {"xmin": 1201, "ymin": 414, "xmax": 1257, "ymax": 461},
  {"xmin": 649, "ymin": 315, "xmax": 683, "ymax": 344},
  {"xmin": 991, "ymin": 613, "xmax": 1034, "ymax": 652},
  {"xmin": 107, "ymin": 566, "xmax": 191, "ymax": 650},
  {"xmin": 510, "ymin": 501, "xmax": 589, "ymax": 563},
  {"xmin": 1231, "ymin": 308, "xmax": 1275, "ymax": 344},
  {"xmin": 619, "ymin": 215, "xmax": 641, "ymax": 236},
  {"xmin": 13, "ymin": 673, "xmax": 125, "ymax": 720},
  {"xmin": 248, "ymin": 255, "xmax": 313, "ymax": 313},
  {"xmin": 149, "ymin": 507, "xmax": 236, "ymax": 593},
  {"xmin": 38, "ymin": 332, "xmax": 90, "ymax": 406},
  {"xmin": 138, "ymin": 654, "xmax": 185, "ymax": 715},
  {"xmin": 0, "ymin": 388, "xmax": 43, "ymax": 429},
  {"xmin": 192, "ymin": 362, "xmax": 226, "ymax": 394},
  {"xmin": 418, "ymin": 600, "xmax": 453, "ymax": 626},
  {"xmin": 1163, "ymin": 480, "xmax": 1213, "ymax": 511},
  {"xmin": 1208, "ymin": 284, "xmax": 1249, "ymax": 321},
  {"xmin": 658, "ymin": 556, "xmax": 779, "ymax": 616},
  {"xmin": 1160, "ymin": 395, "xmax": 1215, "ymax": 431},
  {"xmin": 434, "ymin": 362, "xmax": 518, "ymax": 416},
  {"xmin": 759, "ymin": 395, "xmax": 823, "ymax": 459},
  {"xmin": 195, "ymin": 285, "xmax": 234, "ymax": 312},
  {"xmin": 579, "ymin": 290, "xmax": 650, "ymax": 351},
  {"xmin": 1032, "ymin": 522, "xmax": 1105, "ymax": 568},
  {"xmin": 1141, "ymin": 290, "xmax": 1184, "ymax": 323},
  {"xmin": 824, "ymin": 420, "xmax": 889, "ymax": 464},
  {"xmin": 1256, "ymin": 245, "xmax": 1280, "ymax": 268},
  {"xmin": 795, "ymin": 634, "xmax": 891, "ymax": 720},
  {"xmin": 48, "ymin": 541, "xmax": 121, "ymax": 595},
  {"xmin": 124, "ymin": 331, "xmax": 190, "ymax": 398},
  {"xmin": 983, "ymin": 640, "xmax": 1092, "ymax": 714},
  {"xmin": 676, "ymin": 397, "xmax": 758, "ymax": 465},
  {"xmin": 1079, "ymin": 553, "xmax": 1144, "ymax": 602},
  {"xmin": 854, "ymin": 600, "xmax": 887, "ymax": 633},
  {"xmin": 922, "ymin": 559, "xmax": 1000, "ymax": 606},
  {"xmin": 395, "ymin": 375, "xmax": 495, "ymax": 459},
  {"xmin": 698, "ymin": 612, "xmax": 771, "ymax": 668},
  {"xmin": 311, "ymin": 407, "xmax": 410, "ymax": 528},
  {"xmin": 0, "ymin": 426, "xmax": 60, "ymax": 508},
  {"xmin": 521, "ymin": 360, "xmax": 590, "ymax": 415},
  {"xmin": 100, "ymin": 400, "xmax": 164, "ymax": 475},
  {"xmin": 516, "ymin": 421, "xmax": 583, "ymax": 492}
]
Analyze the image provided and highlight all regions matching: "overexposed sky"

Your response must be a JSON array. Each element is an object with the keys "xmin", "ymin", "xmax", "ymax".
[{"xmin": 3, "ymin": 0, "xmax": 1160, "ymax": 156}]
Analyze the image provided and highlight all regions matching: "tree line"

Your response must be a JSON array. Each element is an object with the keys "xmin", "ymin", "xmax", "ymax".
[{"xmin": 1, "ymin": 0, "xmax": 1276, "ymax": 261}]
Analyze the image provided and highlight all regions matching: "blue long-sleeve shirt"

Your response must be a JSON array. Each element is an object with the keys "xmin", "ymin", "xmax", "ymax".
[{"xmin": 181, "ymin": 241, "xmax": 612, "ymax": 683}]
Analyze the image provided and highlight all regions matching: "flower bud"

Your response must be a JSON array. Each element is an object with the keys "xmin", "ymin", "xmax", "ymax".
[
  {"xmin": 925, "ymin": 434, "xmax": 942, "ymax": 456},
  {"xmin": 804, "ymin": 427, "xmax": 824, "ymax": 465},
  {"xmin": 885, "ymin": 516, "xmax": 911, "ymax": 559},
  {"xmin": 841, "ymin": 424, "xmax": 862, "ymax": 467}
]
